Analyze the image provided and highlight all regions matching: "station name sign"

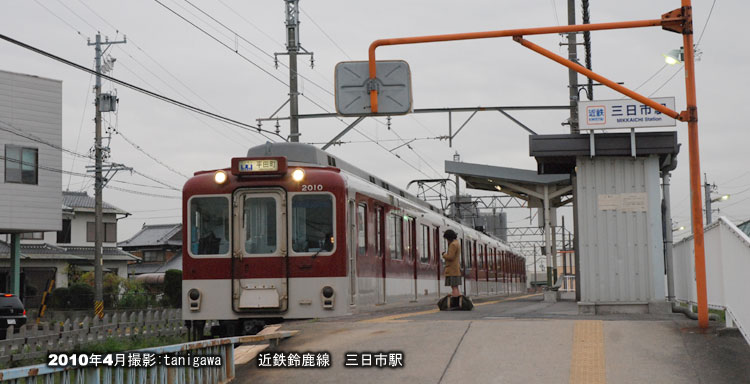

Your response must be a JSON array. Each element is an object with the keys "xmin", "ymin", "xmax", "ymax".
[
  {"xmin": 231, "ymin": 157, "xmax": 287, "ymax": 176},
  {"xmin": 578, "ymin": 97, "xmax": 676, "ymax": 130}
]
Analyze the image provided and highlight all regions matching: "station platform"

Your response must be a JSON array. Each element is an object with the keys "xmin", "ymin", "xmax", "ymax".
[{"xmin": 236, "ymin": 294, "xmax": 750, "ymax": 384}]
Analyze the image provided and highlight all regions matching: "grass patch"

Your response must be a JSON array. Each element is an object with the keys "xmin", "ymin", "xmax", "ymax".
[{"xmin": 690, "ymin": 305, "xmax": 726, "ymax": 322}]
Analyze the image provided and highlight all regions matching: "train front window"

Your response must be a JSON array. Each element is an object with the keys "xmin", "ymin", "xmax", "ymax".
[
  {"xmin": 189, "ymin": 196, "xmax": 230, "ymax": 256},
  {"xmin": 244, "ymin": 196, "xmax": 277, "ymax": 254},
  {"xmin": 292, "ymin": 194, "xmax": 334, "ymax": 253}
]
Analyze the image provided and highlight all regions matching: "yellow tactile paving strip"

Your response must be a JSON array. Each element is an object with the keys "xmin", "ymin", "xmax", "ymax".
[
  {"xmin": 569, "ymin": 320, "xmax": 606, "ymax": 384},
  {"xmin": 361, "ymin": 293, "xmax": 542, "ymax": 323}
]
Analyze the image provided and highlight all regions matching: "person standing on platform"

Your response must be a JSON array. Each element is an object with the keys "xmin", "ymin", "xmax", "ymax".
[{"xmin": 442, "ymin": 230, "xmax": 462, "ymax": 297}]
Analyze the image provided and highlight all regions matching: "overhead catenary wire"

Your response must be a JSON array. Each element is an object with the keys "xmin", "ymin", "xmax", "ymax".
[
  {"xmin": 113, "ymin": 128, "xmax": 190, "ymax": 179},
  {"xmin": 163, "ymin": 0, "xmax": 443, "ymax": 179},
  {"xmin": 152, "ymin": 0, "xmax": 289, "ymax": 88},
  {"xmin": 0, "ymin": 33, "xmax": 286, "ymax": 141}
]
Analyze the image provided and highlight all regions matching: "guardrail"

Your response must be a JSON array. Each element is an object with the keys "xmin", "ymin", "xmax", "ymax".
[
  {"xmin": 673, "ymin": 216, "xmax": 750, "ymax": 345},
  {"xmin": 0, "ymin": 330, "xmax": 298, "ymax": 383}
]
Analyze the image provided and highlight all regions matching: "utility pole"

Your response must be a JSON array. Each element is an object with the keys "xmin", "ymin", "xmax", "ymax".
[
  {"xmin": 567, "ymin": 0, "xmax": 579, "ymax": 133},
  {"xmin": 533, "ymin": 245, "xmax": 537, "ymax": 291},
  {"xmin": 277, "ymin": 0, "xmax": 313, "ymax": 142},
  {"xmin": 88, "ymin": 33, "xmax": 126, "ymax": 318},
  {"xmin": 704, "ymin": 174, "xmax": 713, "ymax": 224}
]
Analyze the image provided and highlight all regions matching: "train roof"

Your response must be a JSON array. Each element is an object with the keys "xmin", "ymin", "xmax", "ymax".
[
  {"xmin": 247, "ymin": 142, "xmax": 438, "ymax": 211},
  {"xmin": 247, "ymin": 142, "xmax": 513, "ymax": 250}
]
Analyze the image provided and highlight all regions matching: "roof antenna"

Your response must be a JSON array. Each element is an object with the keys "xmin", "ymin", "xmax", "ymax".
[{"xmin": 265, "ymin": 141, "xmax": 273, "ymax": 155}]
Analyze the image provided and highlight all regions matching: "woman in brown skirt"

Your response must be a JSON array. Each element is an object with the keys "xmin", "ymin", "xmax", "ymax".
[{"xmin": 442, "ymin": 229, "xmax": 461, "ymax": 297}]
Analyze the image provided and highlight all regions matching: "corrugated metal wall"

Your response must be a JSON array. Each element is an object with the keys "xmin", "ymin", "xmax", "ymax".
[
  {"xmin": 576, "ymin": 155, "xmax": 665, "ymax": 303},
  {"xmin": 0, "ymin": 70, "xmax": 62, "ymax": 232}
]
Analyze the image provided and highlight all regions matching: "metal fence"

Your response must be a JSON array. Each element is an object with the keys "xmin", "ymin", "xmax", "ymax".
[
  {"xmin": 0, "ymin": 309, "xmax": 185, "ymax": 365},
  {"xmin": 0, "ymin": 330, "xmax": 298, "ymax": 384},
  {"xmin": 673, "ymin": 216, "xmax": 750, "ymax": 346}
]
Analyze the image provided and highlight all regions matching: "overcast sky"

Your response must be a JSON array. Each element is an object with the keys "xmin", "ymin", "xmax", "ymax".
[{"xmin": 1, "ymin": 0, "xmax": 746, "ymax": 252}]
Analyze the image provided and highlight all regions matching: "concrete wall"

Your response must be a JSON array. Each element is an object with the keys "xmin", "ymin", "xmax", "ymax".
[
  {"xmin": 0, "ymin": 70, "xmax": 62, "ymax": 233},
  {"xmin": 576, "ymin": 155, "xmax": 665, "ymax": 305}
]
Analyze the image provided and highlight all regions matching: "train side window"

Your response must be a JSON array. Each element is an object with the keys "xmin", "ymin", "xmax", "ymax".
[
  {"xmin": 420, "ymin": 224, "xmax": 430, "ymax": 263},
  {"xmin": 244, "ymin": 196, "xmax": 277, "ymax": 254},
  {"xmin": 388, "ymin": 213, "xmax": 402, "ymax": 260},
  {"xmin": 465, "ymin": 239, "xmax": 472, "ymax": 268},
  {"xmin": 376, "ymin": 206, "xmax": 384, "ymax": 257},
  {"xmin": 189, "ymin": 196, "xmax": 230, "ymax": 256},
  {"xmin": 478, "ymin": 243, "xmax": 484, "ymax": 269},
  {"xmin": 357, "ymin": 203, "xmax": 367, "ymax": 256},
  {"xmin": 404, "ymin": 217, "xmax": 414, "ymax": 261},
  {"xmin": 291, "ymin": 194, "xmax": 334, "ymax": 253}
]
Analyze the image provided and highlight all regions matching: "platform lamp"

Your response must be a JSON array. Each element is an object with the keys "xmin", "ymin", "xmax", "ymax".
[
  {"xmin": 664, "ymin": 47, "xmax": 684, "ymax": 65},
  {"xmin": 706, "ymin": 194, "xmax": 730, "ymax": 224}
]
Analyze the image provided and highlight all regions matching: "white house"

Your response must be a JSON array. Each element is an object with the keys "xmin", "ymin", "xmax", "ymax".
[
  {"xmin": 0, "ymin": 69, "xmax": 63, "ymax": 297},
  {"xmin": 0, "ymin": 191, "xmax": 137, "ymax": 307}
]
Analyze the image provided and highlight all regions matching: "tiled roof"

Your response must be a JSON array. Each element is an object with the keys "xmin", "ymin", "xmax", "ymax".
[
  {"xmin": 62, "ymin": 246, "xmax": 139, "ymax": 261},
  {"xmin": 131, "ymin": 254, "xmax": 182, "ymax": 275},
  {"xmin": 62, "ymin": 191, "xmax": 127, "ymax": 214},
  {"xmin": 0, "ymin": 241, "xmax": 137, "ymax": 261},
  {"xmin": 118, "ymin": 223, "xmax": 182, "ymax": 248}
]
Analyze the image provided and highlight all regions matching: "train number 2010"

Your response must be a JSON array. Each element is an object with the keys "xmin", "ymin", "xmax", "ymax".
[{"xmin": 301, "ymin": 184, "xmax": 324, "ymax": 192}]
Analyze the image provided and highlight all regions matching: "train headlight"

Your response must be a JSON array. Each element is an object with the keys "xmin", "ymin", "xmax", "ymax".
[
  {"xmin": 291, "ymin": 168, "xmax": 305, "ymax": 182},
  {"xmin": 321, "ymin": 286, "xmax": 335, "ymax": 310},
  {"xmin": 188, "ymin": 288, "xmax": 202, "ymax": 311},
  {"xmin": 214, "ymin": 170, "xmax": 228, "ymax": 184}
]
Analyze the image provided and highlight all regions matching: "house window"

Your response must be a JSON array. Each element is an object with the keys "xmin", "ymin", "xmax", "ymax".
[
  {"xmin": 87, "ymin": 222, "xmax": 117, "ymax": 243},
  {"xmin": 143, "ymin": 250, "xmax": 165, "ymax": 262},
  {"xmin": 57, "ymin": 219, "xmax": 71, "ymax": 244},
  {"xmin": 20, "ymin": 232, "xmax": 44, "ymax": 240},
  {"xmin": 5, "ymin": 145, "xmax": 38, "ymax": 184}
]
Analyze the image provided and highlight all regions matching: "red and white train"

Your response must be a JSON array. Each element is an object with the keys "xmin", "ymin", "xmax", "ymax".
[{"xmin": 182, "ymin": 142, "xmax": 525, "ymax": 335}]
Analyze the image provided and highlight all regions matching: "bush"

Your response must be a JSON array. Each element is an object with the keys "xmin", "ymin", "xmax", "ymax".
[
  {"xmin": 48, "ymin": 287, "xmax": 71, "ymax": 309},
  {"xmin": 116, "ymin": 280, "xmax": 157, "ymax": 309},
  {"xmin": 68, "ymin": 283, "xmax": 94, "ymax": 309},
  {"xmin": 163, "ymin": 270, "xmax": 182, "ymax": 308},
  {"xmin": 76, "ymin": 272, "xmax": 125, "ymax": 309}
]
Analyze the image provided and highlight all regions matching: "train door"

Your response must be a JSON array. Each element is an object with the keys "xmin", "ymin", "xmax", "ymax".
[
  {"xmin": 348, "ymin": 200, "xmax": 357, "ymax": 306},
  {"xmin": 375, "ymin": 206, "xmax": 386, "ymax": 304},
  {"xmin": 233, "ymin": 188, "xmax": 287, "ymax": 312}
]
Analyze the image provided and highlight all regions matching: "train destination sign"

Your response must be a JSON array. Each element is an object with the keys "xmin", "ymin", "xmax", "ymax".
[
  {"xmin": 240, "ymin": 159, "xmax": 277, "ymax": 172},
  {"xmin": 231, "ymin": 157, "xmax": 287, "ymax": 176},
  {"xmin": 578, "ymin": 97, "xmax": 676, "ymax": 130}
]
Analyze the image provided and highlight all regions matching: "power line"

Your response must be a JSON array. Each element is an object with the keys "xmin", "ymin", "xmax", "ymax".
[
  {"xmin": 634, "ymin": 0, "xmax": 717, "ymax": 95},
  {"xmin": 0, "ymin": 33, "xmax": 286, "ymax": 140},
  {"xmin": 216, "ymin": 0, "xmax": 284, "ymax": 48},
  {"xmin": 180, "ymin": 0, "xmax": 337, "ymax": 100},
  {"xmin": 67, "ymin": 69, "xmax": 95, "ymax": 190},
  {"xmin": 648, "ymin": 65, "xmax": 683, "ymax": 97},
  {"xmin": 113, "ymin": 127, "xmax": 190, "ymax": 179},
  {"xmin": 0, "ymin": 119, "xmax": 93, "ymax": 160},
  {"xmin": 300, "ymin": 7, "xmax": 352, "ymax": 60},
  {"xmin": 105, "ymin": 185, "xmax": 181, "ymax": 199},
  {"xmin": 52, "ymin": 0, "xmax": 98, "ymax": 33},
  {"xmin": 152, "ymin": 0, "xmax": 289, "ymax": 87},
  {"xmin": 696, "ymin": 0, "xmax": 717, "ymax": 45},
  {"xmin": 31, "ymin": 0, "xmax": 88, "ymax": 40}
]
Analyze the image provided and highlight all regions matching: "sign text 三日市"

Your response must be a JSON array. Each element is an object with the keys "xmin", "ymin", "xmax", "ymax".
[{"xmin": 578, "ymin": 97, "xmax": 676, "ymax": 130}]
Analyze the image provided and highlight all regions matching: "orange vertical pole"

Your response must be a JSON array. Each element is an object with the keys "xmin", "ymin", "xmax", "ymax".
[{"xmin": 681, "ymin": 0, "xmax": 708, "ymax": 328}]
